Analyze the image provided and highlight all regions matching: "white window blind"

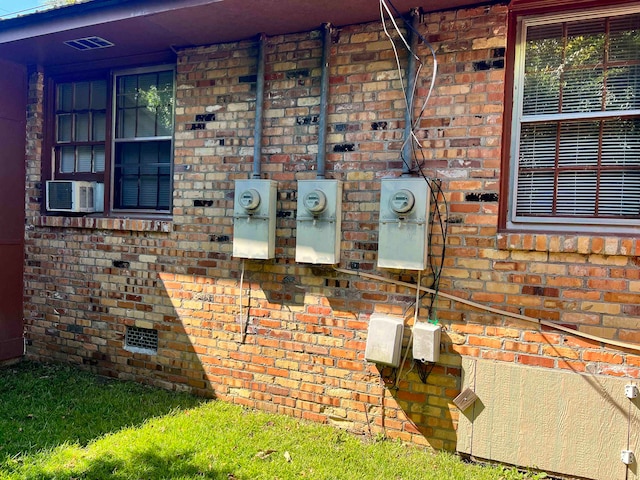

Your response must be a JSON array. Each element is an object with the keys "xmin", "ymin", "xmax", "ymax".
[{"xmin": 512, "ymin": 9, "xmax": 640, "ymax": 228}]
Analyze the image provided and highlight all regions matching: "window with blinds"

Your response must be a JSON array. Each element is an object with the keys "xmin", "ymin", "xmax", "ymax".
[
  {"xmin": 511, "ymin": 8, "xmax": 640, "ymax": 230},
  {"xmin": 113, "ymin": 68, "xmax": 174, "ymax": 211}
]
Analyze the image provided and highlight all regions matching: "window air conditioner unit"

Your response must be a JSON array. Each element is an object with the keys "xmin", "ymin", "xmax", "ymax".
[{"xmin": 46, "ymin": 180, "xmax": 102, "ymax": 213}]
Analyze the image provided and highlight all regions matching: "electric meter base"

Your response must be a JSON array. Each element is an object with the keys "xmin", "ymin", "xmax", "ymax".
[
  {"xmin": 377, "ymin": 177, "xmax": 430, "ymax": 270},
  {"xmin": 233, "ymin": 179, "xmax": 277, "ymax": 259},
  {"xmin": 295, "ymin": 179, "xmax": 342, "ymax": 264}
]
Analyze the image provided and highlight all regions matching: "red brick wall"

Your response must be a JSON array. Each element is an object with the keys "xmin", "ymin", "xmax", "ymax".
[{"xmin": 23, "ymin": 3, "xmax": 640, "ymax": 452}]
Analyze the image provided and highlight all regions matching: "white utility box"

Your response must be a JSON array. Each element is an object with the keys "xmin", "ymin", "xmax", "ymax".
[
  {"xmin": 295, "ymin": 179, "xmax": 343, "ymax": 264},
  {"xmin": 412, "ymin": 322, "xmax": 441, "ymax": 363},
  {"xmin": 378, "ymin": 177, "xmax": 431, "ymax": 270},
  {"xmin": 233, "ymin": 179, "xmax": 277, "ymax": 259},
  {"xmin": 364, "ymin": 314, "xmax": 405, "ymax": 367}
]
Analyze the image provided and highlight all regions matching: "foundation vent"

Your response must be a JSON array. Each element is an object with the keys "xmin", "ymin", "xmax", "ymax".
[{"xmin": 124, "ymin": 326, "xmax": 158, "ymax": 354}]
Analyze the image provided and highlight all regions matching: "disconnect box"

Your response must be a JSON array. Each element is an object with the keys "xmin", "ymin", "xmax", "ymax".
[
  {"xmin": 378, "ymin": 177, "xmax": 431, "ymax": 270},
  {"xmin": 412, "ymin": 322, "xmax": 441, "ymax": 363},
  {"xmin": 295, "ymin": 179, "xmax": 343, "ymax": 264},
  {"xmin": 364, "ymin": 314, "xmax": 405, "ymax": 367},
  {"xmin": 233, "ymin": 179, "xmax": 277, "ymax": 259}
]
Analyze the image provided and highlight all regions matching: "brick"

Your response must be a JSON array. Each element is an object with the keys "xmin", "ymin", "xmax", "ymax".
[
  {"xmin": 541, "ymin": 345, "xmax": 580, "ymax": 359},
  {"xmin": 582, "ymin": 351, "xmax": 623, "ymax": 364},
  {"xmin": 468, "ymin": 335, "xmax": 502, "ymax": 349},
  {"xmin": 517, "ymin": 355, "xmax": 555, "ymax": 368},
  {"xmin": 505, "ymin": 341, "xmax": 539, "ymax": 354}
]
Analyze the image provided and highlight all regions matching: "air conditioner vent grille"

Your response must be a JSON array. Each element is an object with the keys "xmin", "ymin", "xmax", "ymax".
[{"xmin": 48, "ymin": 182, "xmax": 73, "ymax": 210}]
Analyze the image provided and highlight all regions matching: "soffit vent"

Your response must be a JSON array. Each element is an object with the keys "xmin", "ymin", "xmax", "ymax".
[
  {"xmin": 64, "ymin": 36, "xmax": 114, "ymax": 51},
  {"xmin": 124, "ymin": 325, "xmax": 158, "ymax": 354}
]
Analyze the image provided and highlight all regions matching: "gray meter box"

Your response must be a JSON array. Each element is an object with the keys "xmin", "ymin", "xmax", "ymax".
[
  {"xmin": 295, "ymin": 179, "xmax": 343, "ymax": 264},
  {"xmin": 233, "ymin": 179, "xmax": 277, "ymax": 259},
  {"xmin": 378, "ymin": 177, "xmax": 431, "ymax": 270}
]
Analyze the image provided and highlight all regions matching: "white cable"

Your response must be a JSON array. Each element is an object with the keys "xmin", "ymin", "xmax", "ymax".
[
  {"xmin": 380, "ymin": 0, "xmax": 410, "ymax": 122},
  {"xmin": 380, "ymin": 0, "xmax": 421, "ymax": 166},
  {"xmin": 379, "ymin": 0, "xmax": 439, "ymax": 172},
  {"xmin": 394, "ymin": 270, "xmax": 421, "ymax": 389},
  {"xmin": 413, "ymin": 48, "xmax": 438, "ymax": 132},
  {"xmin": 380, "ymin": 0, "xmax": 419, "ymax": 60}
]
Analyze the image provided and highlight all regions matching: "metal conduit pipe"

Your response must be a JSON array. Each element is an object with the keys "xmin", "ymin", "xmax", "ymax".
[
  {"xmin": 402, "ymin": 9, "xmax": 419, "ymax": 177},
  {"xmin": 316, "ymin": 23, "xmax": 332, "ymax": 179},
  {"xmin": 252, "ymin": 33, "xmax": 267, "ymax": 179}
]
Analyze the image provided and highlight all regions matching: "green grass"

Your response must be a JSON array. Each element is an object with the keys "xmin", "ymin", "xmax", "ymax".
[{"xmin": 0, "ymin": 361, "xmax": 545, "ymax": 479}]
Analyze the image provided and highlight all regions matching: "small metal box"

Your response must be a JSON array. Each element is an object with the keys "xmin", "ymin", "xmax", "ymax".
[
  {"xmin": 378, "ymin": 178, "xmax": 431, "ymax": 270},
  {"xmin": 233, "ymin": 179, "xmax": 277, "ymax": 259},
  {"xmin": 364, "ymin": 314, "xmax": 405, "ymax": 367},
  {"xmin": 295, "ymin": 179, "xmax": 343, "ymax": 264}
]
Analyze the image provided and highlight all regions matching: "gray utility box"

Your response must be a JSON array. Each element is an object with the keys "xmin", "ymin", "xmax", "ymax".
[
  {"xmin": 295, "ymin": 179, "xmax": 343, "ymax": 264},
  {"xmin": 378, "ymin": 177, "xmax": 431, "ymax": 270},
  {"xmin": 364, "ymin": 314, "xmax": 405, "ymax": 367},
  {"xmin": 412, "ymin": 322, "xmax": 441, "ymax": 363},
  {"xmin": 233, "ymin": 179, "xmax": 277, "ymax": 259}
]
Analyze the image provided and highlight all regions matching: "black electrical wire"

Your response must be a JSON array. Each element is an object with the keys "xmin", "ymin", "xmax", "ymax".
[
  {"xmin": 416, "ymin": 360, "xmax": 435, "ymax": 384},
  {"xmin": 426, "ymin": 180, "xmax": 448, "ymax": 319}
]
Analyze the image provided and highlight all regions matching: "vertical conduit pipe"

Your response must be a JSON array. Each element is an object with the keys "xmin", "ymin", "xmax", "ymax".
[
  {"xmin": 252, "ymin": 33, "xmax": 267, "ymax": 178},
  {"xmin": 316, "ymin": 23, "xmax": 332, "ymax": 179},
  {"xmin": 402, "ymin": 9, "xmax": 419, "ymax": 176}
]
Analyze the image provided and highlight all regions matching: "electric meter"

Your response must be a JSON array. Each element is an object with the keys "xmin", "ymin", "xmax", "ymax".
[
  {"xmin": 389, "ymin": 189, "xmax": 415, "ymax": 215},
  {"xmin": 303, "ymin": 189, "xmax": 327, "ymax": 215},
  {"xmin": 238, "ymin": 189, "xmax": 261, "ymax": 212}
]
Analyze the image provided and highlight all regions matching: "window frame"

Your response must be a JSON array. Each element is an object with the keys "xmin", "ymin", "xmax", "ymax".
[
  {"xmin": 54, "ymin": 79, "xmax": 108, "ymax": 178},
  {"xmin": 45, "ymin": 64, "xmax": 175, "ymax": 216},
  {"xmin": 505, "ymin": 4, "xmax": 640, "ymax": 234},
  {"xmin": 110, "ymin": 65, "xmax": 175, "ymax": 215}
]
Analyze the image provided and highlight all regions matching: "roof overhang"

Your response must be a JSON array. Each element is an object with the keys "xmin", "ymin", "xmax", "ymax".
[{"xmin": 0, "ymin": 0, "xmax": 494, "ymax": 71}]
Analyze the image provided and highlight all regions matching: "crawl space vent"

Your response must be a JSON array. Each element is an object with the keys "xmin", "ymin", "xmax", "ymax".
[
  {"xmin": 125, "ymin": 326, "xmax": 158, "ymax": 354},
  {"xmin": 64, "ymin": 36, "xmax": 114, "ymax": 51}
]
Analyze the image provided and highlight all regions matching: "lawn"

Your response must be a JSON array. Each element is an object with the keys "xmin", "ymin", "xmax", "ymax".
[{"xmin": 0, "ymin": 361, "xmax": 544, "ymax": 479}]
